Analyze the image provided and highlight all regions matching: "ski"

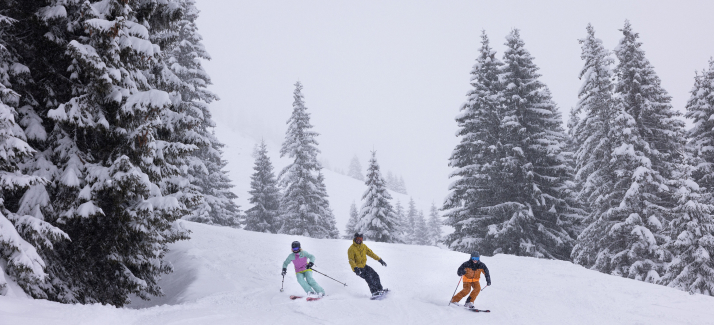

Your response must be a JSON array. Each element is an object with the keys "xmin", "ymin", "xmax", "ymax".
[
  {"xmin": 289, "ymin": 295, "xmax": 303, "ymax": 300},
  {"xmin": 466, "ymin": 307, "xmax": 490, "ymax": 313},
  {"xmin": 305, "ymin": 297, "xmax": 321, "ymax": 302}
]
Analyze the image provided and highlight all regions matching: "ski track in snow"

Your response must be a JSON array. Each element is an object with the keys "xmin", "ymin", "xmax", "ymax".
[{"xmin": 2, "ymin": 221, "xmax": 712, "ymax": 325}]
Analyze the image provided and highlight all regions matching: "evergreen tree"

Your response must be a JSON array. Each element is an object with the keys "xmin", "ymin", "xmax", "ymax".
[
  {"xmin": 356, "ymin": 151, "xmax": 399, "ymax": 243},
  {"xmin": 344, "ymin": 201, "xmax": 359, "ymax": 239},
  {"xmin": 0, "ymin": 38, "xmax": 67, "ymax": 296},
  {"xmin": 571, "ymin": 24, "xmax": 621, "ymax": 268},
  {"xmin": 687, "ymin": 59, "xmax": 714, "ymax": 192},
  {"xmin": 572, "ymin": 22, "xmax": 682, "ymax": 282},
  {"xmin": 396, "ymin": 176, "xmax": 407, "ymax": 195},
  {"xmin": 445, "ymin": 30, "xmax": 575, "ymax": 259},
  {"xmin": 393, "ymin": 200, "xmax": 407, "ymax": 243},
  {"xmin": 347, "ymin": 155, "xmax": 364, "ymax": 181},
  {"xmin": 278, "ymin": 82, "xmax": 338, "ymax": 238},
  {"xmin": 607, "ymin": 21, "xmax": 684, "ymax": 280},
  {"xmin": 660, "ymin": 162, "xmax": 714, "ymax": 295},
  {"xmin": 159, "ymin": 0, "xmax": 240, "ymax": 227},
  {"xmin": 22, "ymin": 0, "xmax": 191, "ymax": 305},
  {"xmin": 443, "ymin": 31, "xmax": 504, "ymax": 253},
  {"xmin": 405, "ymin": 197, "xmax": 418, "ymax": 244},
  {"xmin": 663, "ymin": 58, "xmax": 714, "ymax": 295},
  {"xmin": 427, "ymin": 203, "xmax": 442, "ymax": 246},
  {"xmin": 245, "ymin": 140, "xmax": 281, "ymax": 233},
  {"xmin": 413, "ymin": 210, "xmax": 429, "ymax": 245}
]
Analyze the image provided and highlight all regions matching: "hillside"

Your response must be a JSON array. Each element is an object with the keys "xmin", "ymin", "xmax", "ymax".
[
  {"xmin": 213, "ymin": 127, "xmax": 445, "ymax": 235},
  {"xmin": 1, "ymin": 221, "xmax": 711, "ymax": 325}
]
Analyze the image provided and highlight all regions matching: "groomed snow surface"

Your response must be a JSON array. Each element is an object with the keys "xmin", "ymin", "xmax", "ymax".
[{"xmin": 1, "ymin": 221, "xmax": 712, "ymax": 325}]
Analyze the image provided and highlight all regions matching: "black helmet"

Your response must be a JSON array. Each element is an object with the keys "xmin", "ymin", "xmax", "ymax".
[
  {"xmin": 354, "ymin": 233, "xmax": 363, "ymax": 239},
  {"xmin": 471, "ymin": 251, "xmax": 480, "ymax": 258},
  {"xmin": 291, "ymin": 241, "xmax": 301, "ymax": 251}
]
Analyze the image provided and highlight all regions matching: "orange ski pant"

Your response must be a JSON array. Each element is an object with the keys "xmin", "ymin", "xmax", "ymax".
[{"xmin": 451, "ymin": 281, "xmax": 481, "ymax": 303}]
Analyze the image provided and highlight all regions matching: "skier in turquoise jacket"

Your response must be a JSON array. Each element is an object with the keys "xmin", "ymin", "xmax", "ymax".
[{"xmin": 281, "ymin": 241, "xmax": 325, "ymax": 297}]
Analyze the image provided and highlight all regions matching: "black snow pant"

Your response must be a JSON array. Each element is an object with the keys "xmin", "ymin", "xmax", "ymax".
[{"xmin": 357, "ymin": 265, "xmax": 383, "ymax": 294}]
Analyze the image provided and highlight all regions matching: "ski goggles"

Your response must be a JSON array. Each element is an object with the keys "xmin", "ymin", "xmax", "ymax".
[
  {"xmin": 471, "ymin": 256, "xmax": 480, "ymax": 261},
  {"xmin": 292, "ymin": 247, "xmax": 300, "ymax": 252}
]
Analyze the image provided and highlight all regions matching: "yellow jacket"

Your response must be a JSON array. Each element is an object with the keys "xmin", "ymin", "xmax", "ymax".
[{"xmin": 347, "ymin": 240, "xmax": 381, "ymax": 271}]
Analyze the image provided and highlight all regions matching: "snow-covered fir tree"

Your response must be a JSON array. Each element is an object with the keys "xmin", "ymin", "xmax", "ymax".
[
  {"xmin": 8, "ymin": 0, "xmax": 192, "ymax": 305},
  {"xmin": 445, "ymin": 30, "xmax": 576, "ymax": 259},
  {"xmin": 245, "ymin": 140, "xmax": 281, "ymax": 233},
  {"xmin": 665, "ymin": 58, "xmax": 714, "ymax": 295},
  {"xmin": 347, "ymin": 155, "xmax": 364, "ymax": 181},
  {"xmin": 385, "ymin": 171, "xmax": 396, "ymax": 191},
  {"xmin": 278, "ymin": 82, "xmax": 338, "ymax": 238},
  {"xmin": 395, "ymin": 176, "xmax": 407, "ymax": 195},
  {"xmin": 687, "ymin": 59, "xmax": 714, "ymax": 193},
  {"xmin": 413, "ymin": 210, "xmax": 429, "ymax": 245},
  {"xmin": 660, "ymin": 162, "xmax": 714, "ymax": 295},
  {"xmin": 405, "ymin": 197, "xmax": 418, "ymax": 244},
  {"xmin": 315, "ymin": 171, "xmax": 339, "ymax": 238},
  {"xmin": 156, "ymin": 0, "xmax": 240, "ymax": 227},
  {"xmin": 343, "ymin": 201, "xmax": 359, "ymax": 239},
  {"xmin": 427, "ymin": 203, "xmax": 442, "ymax": 246},
  {"xmin": 0, "ymin": 35, "xmax": 67, "ymax": 296},
  {"xmin": 356, "ymin": 151, "xmax": 399, "ymax": 243},
  {"xmin": 393, "ymin": 200, "xmax": 407, "ymax": 242},
  {"xmin": 572, "ymin": 22, "xmax": 684, "ymax": 282},
  {"xmin": 443, "ymin": 31, "xmax": 505, "ymax": 254}
]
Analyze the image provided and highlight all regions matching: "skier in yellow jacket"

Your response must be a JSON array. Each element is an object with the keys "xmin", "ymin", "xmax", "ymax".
[{"xmin": 347, "ymin": 233, "xmax": 388, "ymax": 297}]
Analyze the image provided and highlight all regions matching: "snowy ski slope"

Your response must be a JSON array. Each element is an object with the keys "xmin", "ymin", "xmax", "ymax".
[{"xmin": 1, "ymin": 221, "xmax": 712, "ymax": 325}]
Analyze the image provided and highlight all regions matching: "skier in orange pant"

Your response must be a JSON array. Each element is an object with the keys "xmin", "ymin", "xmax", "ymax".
[{"xmin": 450, "ymin": 251, "xmax": 491, "ymax": 308}]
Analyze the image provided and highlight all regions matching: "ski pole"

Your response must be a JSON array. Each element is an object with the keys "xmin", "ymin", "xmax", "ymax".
[
  {"xmin": 448, "ymin": 277, "xmax": 462, "ymax": 306},
  {"xmin": 311, "ymin": 268, "xmax": 348, "ymax": 286},
  {"xmin": 481, "ymin": 285, "xmax": 488, "ymax": 292},
  {"xmin": 280, "ymin": 274, "xmax": 285, "ymax": 292}
]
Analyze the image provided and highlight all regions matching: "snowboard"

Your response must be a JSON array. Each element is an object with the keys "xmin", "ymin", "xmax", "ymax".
[{"xmin": 369, "ymin": 289, "xmax": 390, "ymax": 300}]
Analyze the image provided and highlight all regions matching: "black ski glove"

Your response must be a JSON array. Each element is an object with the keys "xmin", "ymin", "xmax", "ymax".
[
  {"xmin": 378, "ymin": 259, "xmax": 387, "ymax": 267},
  {"xmin": 281, "ymin": 268, "xmax": 287, "ymax": 276},
  {"xmin": 457, "ymin": 270, "xmax": 465, "ymax": 276},
  {"xmin": 354, "ymin": 267, "xmax": 364, "ymax": 276},
  {"xmin": 487, "ymin": 280, "xmax": 491, "ymax": 286},
  {"xmin": 306, "ymin": 262, "xmax": 314, "ymax": 269}
]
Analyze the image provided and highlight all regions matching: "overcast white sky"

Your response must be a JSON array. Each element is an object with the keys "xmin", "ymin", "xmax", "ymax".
[{"xmin": 196, "ymin": 0, "xmax": 714, "ymax": 204}]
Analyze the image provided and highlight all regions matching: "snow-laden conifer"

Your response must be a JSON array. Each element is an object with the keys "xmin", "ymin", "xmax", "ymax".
[
  {"xmin": 427, "ymin": 203, "xmax": 442, "ymax": 246},
  {"xmin": 343, "ymin": 201, "xmax": 359, "ymax": 239},
  {"xmin": 0, "ymin": 63, "xmax": 67, "ymax": 296},
  {"xmin": 445, "ymin": 30, "xmax": 575, "ymax": 259},
  {"xmin": 148, "ymin": 0, "xmax": 240, "ymax": 227},
  {"xmin": 660, "ymin": 163, "xmax": 714, "ymax": 295},
  {"xmin": 245, "ymin": 140, "xmax": 281, "ymax": 233},
  {"xmin": 687, "ymin": 59, "xmax": 714, "ymax": 192},
  {"xmin": 443, "ymin": 31, "xmax": 504, "ymax": 253},
  {"xmin": 413, "ymin": 210, "xmax": 429, "ymax": 245},
  {"xmin": 573, "ymin": 23, "xmax": 682, "ymax": 281},
  {"xmin": 662, "ymin": 59, "xmax": 714, "ymax": 295},
  {"xmin": 393, "ymin": 200, "xmax": 407, "ymax": 243},
  {"xmin": 26, "ymin": 1, "xmax": 192, "ymax": 305},
  {"xmin": 405, "ymin": 197, "xmax": 418, "ymax": 244},
  {"xmin": 356, "ymin": 151, "xmax": 399, "ymax": 243},
  {"xmin": 278, "ymin": 82, "xmax": 338, "ymax": 238},
  {"xmin": 347, "ymin": 155, "xmax": 364, "ymax": 181}
]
